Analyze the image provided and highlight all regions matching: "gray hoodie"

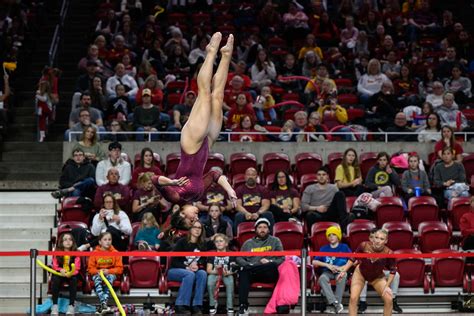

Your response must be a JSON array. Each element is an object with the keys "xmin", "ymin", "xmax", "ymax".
[{"xmin": 236, "ymin": 235, "xmax": 284, "ymax": 267}]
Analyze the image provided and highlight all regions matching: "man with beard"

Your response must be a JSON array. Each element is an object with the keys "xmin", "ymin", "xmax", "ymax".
[
  {"xmin": 234, "ymin": 167, "xmax": 274, "ymax": 233},
  {"xmin": 236, "ymin": 218, "xmax": 284, "ymax": 316}
]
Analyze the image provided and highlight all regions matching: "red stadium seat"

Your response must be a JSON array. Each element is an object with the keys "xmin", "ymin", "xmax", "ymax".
[
  {"xmin": 347, "ymin": 108, "xmax": 365, "ymax": 121},
  {"xmin": 267, "ymin": 36, "xmax": 287, "ymax": 49},
  {"xmin": 191, "ymin": 12, "xmax": 211, "ymax": 24},
  {"xmin": 359, "ymin": 152, "xmax": 378, "ymax": 179},
  {"xmin": 334, "ymin": 78, "xmax": 353, "ymax": 88},
  {"xmin": 283, "ymin": 108, "xmax": 300, "ymax": 122},
  {"xmin": 128, "ymin": 222, "xmax": 141, "ymax": 251},
  {"xmin": 60, "ymin": 197, "xmax": 91, "ymax": 225},
  {"xmin": 448, "ymin": 197, "xmax": 471, "ymax": 231},
  {"xmin": 129, "ymin": 256, "xmax": 161, "ymax": 288},
  {"xmin": 408, "ymin": 196, "xmax": 439, "ymax": 230},
  {"xmin": 167, "ymin": 12, "xmax": 187, "ymax": 24},
  {"xmin": 134, "ymin": 152, "xmax": 161, "ymax": 170},
  {"xmin": 261, "ymin": 153, "xmax": 291, "ymax": 183},
  {"xmin": 273, "ymin": 222, "xmax": 304, "ymax": 250},
  {"xmin": 382, "ymin": 221, "xmax": 414, "ymax": 251},
  {"xmin": 346, "ymin": 221, "xmax": 376, "ymax": 250},
  {"xmin": 394, "ymin": 249, "xmax": 429, "ymax": 293},
  {"xmin": 166, "ymin": 81, "xmax": 186, "ymax": 93},
  {"xmin": 327, "ymin": 152, "xmax": 343, "ymax": 181},
  {"xmin": 430, "ymin": 249, "xmax": 468, "ymax": 293},
  {"xmin": 57, "ymin": 221, "xmax": 88, "ymax": 236},
  {"xmin": 463, "ymin": 153, "xmax": 474, "ymax": 183},
  {"xmin": 376, "ymin": 197, "xmax": 405, "ymax": 227},
  {"xmin": 462, "ymin": 109, "xmax": 474, "ymax": 122},
  {"xmin": 337, "ymin": 93, "xmax": 359, "ymax": 105},
  {"xmin": 165, "ymin": 152, "xmax": 181, "ymax": 176},
  {"xmin": 231, "ymin": 173, "xmax": 246, "ymax": 189},
  {"xmin": 236, "ymin": 222, "xmax": 256, "ymax": 249},
  {"xmin": 265, "ymin": 173, "xmax": 294, "ymax": 189},
  {"xmin": 167, "ymin": 93, "xmax": 182, "ymax": 109},
  {"xmin": 294, "ymin": 152, "xmax": 323, "ymax": 183},
  {"xmin": 281, "ymin": 93, "xmax": 300, "ymax": 101},
  {"xmin": 346, "ymin": 196, "xmax": 357, "ymax": 212},
  {"xmin": 228, "ymin": 153, "xmax": 257, "ymax": 178},
  {"xmin": 300, "ymin": 174, "xmax": 318, "ymax": 193},
  {"xmin": 418, "ymin": 221, "xmax": 450, "ymax": 253},
  {"xmin": 204, "ymin": 152, "xmax": 225, "ymax": 174},
  {"xmin": 310, "ymin": 222, "xmax": 340, "ymax": 250}
]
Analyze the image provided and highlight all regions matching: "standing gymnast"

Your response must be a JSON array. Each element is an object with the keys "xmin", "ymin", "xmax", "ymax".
[
  {"xmin": 153, "ymin": 32, "xmax": 237, "ymax": 220},
  {"xmin": 337, "ymin": 228, "xmax": 396, "ymax": 316}
]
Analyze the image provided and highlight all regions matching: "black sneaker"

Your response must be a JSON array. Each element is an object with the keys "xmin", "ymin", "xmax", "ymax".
[
  {"xmin": 238, "ymin": 304, "xmax": 249, "ymax": 316},
  {"xmin": 191, "ymin": 306, "xmax": 203, "ymax": 315},
  {"xmin": 358, "ymin": 301, "xmax": 367, "ymax": 314},
  {"xmin": 393, "ymin": 298, "xmax": 403, "ymax": 313},
  {"xmin": 175, "ymin": 305, "xmax": 191, "ymax": 315}
]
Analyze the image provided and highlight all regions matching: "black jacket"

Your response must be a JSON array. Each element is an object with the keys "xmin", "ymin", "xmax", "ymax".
[{"xmin": 59, "ymin": 159, "xmax": 96, "ymax": 188}]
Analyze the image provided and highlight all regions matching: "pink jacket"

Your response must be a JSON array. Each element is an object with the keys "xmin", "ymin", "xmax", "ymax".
[{"xmin": 264, "ymin": 257, "xmax": 300, "ymax": 314}]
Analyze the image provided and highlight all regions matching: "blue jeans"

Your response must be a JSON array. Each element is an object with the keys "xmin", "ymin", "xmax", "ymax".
[
  {"xmin": 70, "ymin": 177, "xmax": 95, "ymax": 197},
  {"xmin": 256, "ymin": 108, "xmax": 277, "ymax": 123},
  {"xmin": 166, "ymin": 125, "xmax": 181, "ymax": 141},
  {"xmin": 167, "ymin": 268, "xmax": 207, "ymax": 307},
  {"xmin": 135, "ymin": 127, "xmax": 159, "ymax": 141},
  {"xmin": 233, "ymin": 211, "xmax": 275, "ymax": 234},
  {"xmin": 207, "ymin": 274, "xmax": 234, "ymax": 310}
]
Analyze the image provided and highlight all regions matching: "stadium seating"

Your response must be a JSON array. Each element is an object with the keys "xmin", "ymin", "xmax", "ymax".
[
  {"xmin": 294, "ymin": 152, "xmax": 323, "ymax": 184},
  {"xmin": 418, "ymin": 221, "xmax": 450, "ymax": 253},
  {"xmin": 261, "ymin": 152, "xmax": 291, "ymax": 184},
  {"xmin": 204, "ymin": 152, "xmax": 225, "ymax": 174},
  {"xmin": 382, "ymin": 221, "xmax": 414, "ymax": 251},
  {"xmin": 408, "ymin": 196, "xmax": 439, "ymax": 230},
  {"xmin": 346, "ymin": 220, "xmax": 376, "ymax": 250},
  {"xmin": 448, "ymin": 197, "xmax": 471, "ymax": 231},
  {"xmin": 236, "ymin": 222, "xmax": 256, "ymax": 249},
  {"xmin": 359, "ymin": 152, "xmax": 378, "ymax": 179},
  {"xmin": 299, "ymin": 174, "xmax": 318, "ymax": 193},
  {"xmin": 327, "ymin": 152, "xmax": 343, "ymax": 181},
  {"xmin": 128, "ymin": 256, "xmax": 162, "ymax": 288},
  {"xmin": 273, "ymin": 221, "xmax": 304, "ymax": 250},
  {"xmin": 430, "ymin": 249, "xmax": 468, "ymax": 294},
  {"xmin": 376, "ymin": 196, "xmax": 405, "ymax": 227},
  {"xmin": 309, "ymin": 222, "xmax": 340, "ymax": 251},
  {"xmin": 394, "ymin": 249, "xmax": 429, "ymax": 293},
  {"xmin": 345, "ymin": 196, "xmax": 357, "ymax": 213},
  {"xmin": 59, "ymin": 197, "xmax": 91, "ymax": 225},
  {"xmin": 463, "ymin": 153, "xmax": 474, "ymax": 182},
  {"xmin": 228, "ymin": 152, "xmax": 257, "ymax": 179},
  {"xmin": 128, "ymin": 222, "xmax": 141, "ymax": 251},
  {"xmin": 165, "ymin": 152, "xmax": 181, "ymax": 176}
]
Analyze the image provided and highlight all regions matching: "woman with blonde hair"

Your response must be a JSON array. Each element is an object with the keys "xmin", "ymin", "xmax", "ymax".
[
  {"xmin": 72, "ymin": 126, "xmax": 106, "ymax": 163},
  {"xmin": 357, "ymin": 58, "xmax": 389, "ymax": 104}
]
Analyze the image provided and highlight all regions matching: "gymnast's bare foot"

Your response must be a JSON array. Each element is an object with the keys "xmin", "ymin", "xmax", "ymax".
[
  {"xmin": 206, "ymin": 32, "xmax": 222, "ymax": 55},
  {"xmin": 220, "ymin": 34, "xmax": 234, "ymax": 57}
]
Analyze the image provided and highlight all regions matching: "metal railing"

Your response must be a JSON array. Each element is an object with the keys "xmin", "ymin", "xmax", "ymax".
[
  {"xmin": 67, "ymin": 130, "xmax": 474, "ymax": 143},
  {"xmin": 48, "ymin": 0, "xmax": 70, "ymax": 66}
]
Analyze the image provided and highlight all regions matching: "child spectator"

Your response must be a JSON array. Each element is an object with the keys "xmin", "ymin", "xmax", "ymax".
[
  {"xmin": 411, "ymin": 101, "xmax": 434, "ymax": 130},
  {"xmin": 50, "ymin": 233, "xmax": 81, "ymax": 316},
  {"xmin": 135, "ymin": 212, "xmax": 161, "ymax": 250},
  {"xmin": 312, "ymin": 226, "xmax": 351, "ymax": 314},
  {"xmin": 36, "ymin": 80, "xmax": 54, "ymax": 142},
  {"xmin": 87, "ymin": 231, "xmax": 123, "ymax": 315},
  {"xmin": 132, "ymin": 173, "xmax": 167, "ymax": 223},
  {"xmin": 365, "ymin": 152, "xmax": 400, "ymax": 198},
  {"xmin": 254, "ymin": 86, "xmax": 277, "ymax": 124},
  {"xmin": 207, "ymin": 234, "xmax": 236, "ymax": 316},
  {"xmin": 335, "ymin": 148, "xmax": 364, "ymax": 197},
  {"xmin": 401, "ymin": 154, "xmax": 431, "ymax": 202},
  {"xmin": 202, "ymin": 203, "xmax": 233, "ymax": 241}
]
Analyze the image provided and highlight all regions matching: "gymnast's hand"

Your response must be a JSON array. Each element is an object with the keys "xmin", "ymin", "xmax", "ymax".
[
  {"xmin": 228, "ymin": 188, "xmax": 238, "ymax": 208},
  {"xmin": 172, "ymin": 177, "xmax": 189, "ymax": 186}
]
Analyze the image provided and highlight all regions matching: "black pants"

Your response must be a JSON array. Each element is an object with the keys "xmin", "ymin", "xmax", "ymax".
[
  {"xmin": 340, "ymin": 185, "xmax": 365, "ymax": 197},
  {"xmin": 269, "ymin": 205, "xmax": 294, "ymax": 223},
  {"xmin": 238, "ymin": 262, "xmax": 279, "ymax": 306},
  {"xmin": 305, "ymin": 191, "xmax": 351, "ymax": 232},
  {"xmin": 463, "ymin": 234, "xmax": 474, "ymax": 264},
  {"xmin": 51, "ymin": 274, "xmax": 77, "ymax": 305}
]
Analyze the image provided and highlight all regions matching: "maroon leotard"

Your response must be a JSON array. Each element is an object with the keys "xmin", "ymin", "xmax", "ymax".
[
  {"xmin": 158, "ymin": 137, "xmax": 222, "ymax": 204},
  {"xmin": 350, "ymin": 241, "xmax": 396, "ymax": 282}
]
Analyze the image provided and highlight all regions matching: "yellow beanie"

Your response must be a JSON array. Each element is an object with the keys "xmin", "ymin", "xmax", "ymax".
[{"xmin": 326, "ymin": 226, "xmax": 342, "ymax": 241}]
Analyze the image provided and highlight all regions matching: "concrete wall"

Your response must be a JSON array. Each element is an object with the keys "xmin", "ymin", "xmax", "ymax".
[{"xmin": 63, "ymin": 141, "xmax": 474, "ymax": 164}]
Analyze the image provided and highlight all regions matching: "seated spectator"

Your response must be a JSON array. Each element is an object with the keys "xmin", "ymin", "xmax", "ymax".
[
  {"xmin": 304, "ymin": 112, "xmax": 327, "ymax": 142},
  {"xmin": 93, "ymin": 35, "xmax": 109, "ymax": 62},
  {"xmin": 117, "ymin": 20, "xmax": 137, "ymax": 49},
  {"xmin": 357, "ymin": 58, "xmax": 389, "ymax": 105},
  {"xmin": 433, "ymin": 147, "xmax": 468, "ymax": 202},
  {"xmin": 121, "ymin": 54, "xmax": 136, "ymax": 78},
  {"xmin": 312, "ymin": 11, "xmax": 339, "ymax": 47},
  {"xmin": 206, "ymin": 234, "xmax": 235, "ymax": 315},
  {"xmin": 106, "ymin": 35, "xmax": 133, "ymax": 68},
  {"xmin": 274, "ymin": 119, "xmax": 296, "ymax": 142},
  {"xmin": 95, "ymin": 141, "xmax": 131, "ymax": 186},
  {"xmin": 226, "ymin": 93, "xmax": 256, "ymax": 130},
  {"xmin": 381, "ymin": 50, "xmax": 401, "ymax": 81},
  {"xmin": 227, "ymin": 60, "xmax": 252, "ymax": 90},
  {"xmin": 106, "ymin": 63, "xmax": 138, "ymax": 100},
  {"xmin": 188, "ymin": 36, "xmax": 207, "ymax": 66},
  {"xmin": 304, "ymin": 63, "xmax": 332, "ymax": 97},
  {"xmin": 78, "ymin": 44, "xmax": 108, "ymax": 75},
  {"xmin": 425, "ymin": 82, "xmax": 453, "ymax": 110},
  {"xmin": 436, "ymin": 93, "xmax": 468, "ymax": 130},
  {"xmin": 309, "ymin": 78, "xmax": 338, "ymax": 112},
  {"xmin": 401, "ymin": 154, "xmax": 431, "ymax": 203},
  {"xmin": 393, "ymin": 64, "xmax": 419, "ymax": 107},
  {"xmin": 105, "ymin": 84, "xmax": 133, "ymax": 122},
  {"xmin": 164, "ymin": 45, "xmax": 191, "ymax": 81},
  {"xmin": 460, "ymin": 196, "xmax": 474, "ymax": 260},
  {"xmin": 365, "ymin": 152, "xmax": 400, "ymax": 198},
  {"xmin": 411, "ymin": 101, "xmax": 434, "ymax": 130},
  {"xmin": 91, "ymin": 192, "xmax": 132, "ymax": 251},
  {"xmin": 131, "ymin": 147, "xmax": 162, "ymax": 189},
  {"xmin": 68, "ymin": 93, "xmax": 104, "ymax": 130},
  {"xmin": 168, "ymin": 221, "xmax": 207, "ymax": 315},
  {"xmin": 131, "ymin": 173, "xmax": 167, "ymax": 222},
  {"xmin": 141, "ymin": 38, "xmax": 166, "ymax": 79},
  {"xmin": 195, "ymin": 177, "xmax": 234, "ymax": 217},
  {"xmin": 437, "ymin": 46, "xmax": 462, "ymax": 81},
  {"xmin": 94, "ymin": 167, "xmax": 131, "ymax": 211},
  {"xmin": 269, "ymin": 170, "xmax": 300, "ymax": 223},
  {"xmin": 444, "ymin": 65, "xmax": 472, "ymax": 104},
  {"xmin": 136, "ymin": 59, "xmax": 157, "ymax": 87},
  {"xmin": 317, "ymin": 96, "xmax": 349, "ymax": 131},
  {"xmin": 89, "ymin": 76, "xmax": 107, "ymax": 113},
  {"xmin": 73, "ymin": 61, "xmax": 102, "ymax": 109},
  {"xmin": 234, "ymin": 167, "xmax": 275, "ymax": 232},
  {"xmin": 418, "ymin": 68, "xmax": 437, "ymax": 100},
  {"xmin": 417, "ymin": 112, "xmax": 442, "ymax": 143},
  {"xmin": 202, "ymin": 203, "xmax": 233, "ymax": 241},
  {"xmin": 66, "ymin": 108, "xmax": 101, "ymax": 141},
  {"xmin": 250, "ymin": 49, "xmax": 277, "ymax": 90},
  {"xmin": 135, "ymin": 212, "xmax": 161, "ymax": 250},
  {"xmin": 434, "ymin": 125, "xmax": 464, "ymax": 163},
  {"xmin": 407, "ymin": 0, "xmax": 439, "ymax": 42},
  {"xmin": 302, "ymin": 166, "xmax": 353, "ymax": 232},
  {"xmin": 231, "ymin": 115, "xmax": 264, "ymax": 142},
  {"xmin": 340, "ymin": 16, "xmax": 359, "ymax": 52},
  {"xmin": 386, "ymin": 112, "xmax": 417, "ymax": 141},
  {"xmin": 95, "ymin": 9, "xmax": 118, "ymax": 37},
  {"xmin": 167, "ymin": 90, "xmax": 196, "ymax": 141},
  {"xmin": 253, "ymin": 85, "xmax": 277, "ymax": 124},
  {"xmin": 236, "ymin": 218, "xmax": 284, "ymax": 316},
  {"xmin": 135, "ymin": 74, "xmax": 164, "ymax": 108},
  {"xmin": 335, "ymin": 148, "xmax": 365, "ymax": 197},
  {"xmin": 282, "ymin": 1, "xmax": 310, "ymax": 44},
  {"xmin": 224, "ymin": 75, "xmax": 253, "ymax": 112},
  {"xmin": 133, "ymin": 88, "xmax": 162, "ymax": 141},
  {"xmin": 164, "ymin": 26, "xmax": 190, "ymax": 55},
  {"xmin": 72, "ymin": 126, "xmax": 106, "ymax": 164},
  {"xmin": 51, "ymin": 148, "xmax": 96, "ymax": 199},
  {"xmin": 302, "ymin": 51, "xmax": 321, "ymax": 81},
  {"xmin": 312, "ymin": 226, "xmax": 351, "ymax": 314},
  {"xmin": 277, "ymin": 53, "xmax": 302, "ymax": 92},
  {"xmin": 103, "ymin": 120, "xmax": 128, "ymax": 142},
  {"xmin": 298, "ymin": 33, "xmax": 323, "ymax": 61},
  {"xmin": 354, "ymin": 31, "xmax": 370, "ymax": 58}
]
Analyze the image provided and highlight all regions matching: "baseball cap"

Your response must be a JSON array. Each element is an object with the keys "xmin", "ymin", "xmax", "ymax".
[
  {"xmin": 142, "ymin": 88, "xmax": 152, "ymax": 96},
  {"xmin": 254, "ymin": 218, "xmax": 271, "ymax": 229}
]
